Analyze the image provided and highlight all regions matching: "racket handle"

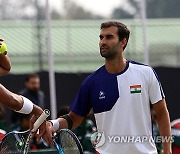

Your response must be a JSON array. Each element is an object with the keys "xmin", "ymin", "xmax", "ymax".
[{"xmin": 32, "ymin": 109, "xmax": 50, "ymax": 132}]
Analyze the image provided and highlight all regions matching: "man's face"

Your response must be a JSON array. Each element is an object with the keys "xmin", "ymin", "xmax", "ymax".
[
  {"xmin": 26, "ymin": 77, "xmax": 40, "ymax": 91},
  {"xmin": 99, "ymin": 26, "xmax": 121, "ymax": 59}
]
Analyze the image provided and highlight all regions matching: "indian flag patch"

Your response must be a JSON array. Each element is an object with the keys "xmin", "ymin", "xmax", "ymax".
[{"xmin": 130, "ymin": 85, "xmax": 141, "ymax": 94}]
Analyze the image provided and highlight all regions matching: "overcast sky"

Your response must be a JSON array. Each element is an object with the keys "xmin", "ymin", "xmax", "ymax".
[{"xmin": 49, "ymin": 0, "xmax": 124, "ymax": 17}]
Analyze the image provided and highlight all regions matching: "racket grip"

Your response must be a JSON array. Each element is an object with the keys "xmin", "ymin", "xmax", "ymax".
[{"xmin": 32, "ymin": 109, "xmax": 50, "ymax": 132}]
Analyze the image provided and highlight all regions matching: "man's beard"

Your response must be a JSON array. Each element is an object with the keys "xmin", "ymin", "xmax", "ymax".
[
  {"xmin": 100, "ymin": 48, "xmax": 117, "ymax": 60},
  {"xmin": 29, "ymin": 88, "xmax": 38, "ymax": 93}
]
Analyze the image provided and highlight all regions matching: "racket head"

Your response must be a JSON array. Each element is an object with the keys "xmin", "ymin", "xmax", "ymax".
[
  {"xmin": 0, "ymin": 109, "xmax": 50, "ymax": 154},
  {"xmin": 54, "ymin": 129, "xmax": 83, "ymax": 154},
  {"xmin": 0, "ymin": 130, "xmax": 29, "ymax": 153}
]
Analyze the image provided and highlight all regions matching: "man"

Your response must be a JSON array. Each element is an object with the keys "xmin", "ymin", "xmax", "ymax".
[
  {"xmin": 0, "ymin": 39, "xmax": 44, "ymax": 131},
  {"xmin": 41, "ymin": 21, "xmax": 172, "ymax": 154},
  {"xmin": 11, "ymin": 73, "xmax": 45, "ymax": 124},
  {"xmin": 19, "ymin": 73, "xmax": 45, "ymax": 109}
]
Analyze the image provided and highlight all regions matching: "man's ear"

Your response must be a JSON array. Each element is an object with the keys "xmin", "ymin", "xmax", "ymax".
[{"xmin": 121, "ymin": 38, "xmax": 127, "ymax": 48}]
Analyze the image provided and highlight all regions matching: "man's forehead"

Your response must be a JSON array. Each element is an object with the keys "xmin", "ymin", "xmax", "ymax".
[
  {"xmin": 100, "ymin": 26, "xmax": 118, "ymax": 34},
  {"xmin": 29, "ymin": 77, "xmax": 40, "ymax": 82}
]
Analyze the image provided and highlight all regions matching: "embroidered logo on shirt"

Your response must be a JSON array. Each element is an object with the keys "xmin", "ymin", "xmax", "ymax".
[
  {"xmin": 99, "ymin": 91, "xmax": 105, "ymax": 99},
  {"xmin": 130, "ymin": 85, "xmax": 141, "ymax": 94}
]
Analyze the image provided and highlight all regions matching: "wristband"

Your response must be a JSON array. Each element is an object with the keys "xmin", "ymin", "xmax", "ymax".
[
  {"xmin": 60, "ymin": 114, "xmax": 73, "ymax": 130},
  {"xmin": 16, "ymin": 96, "xmax": 33, "ymax": 114},
  {"xmin": 49, "ymin": 119, "xmax": 60, "ymax": 131}
]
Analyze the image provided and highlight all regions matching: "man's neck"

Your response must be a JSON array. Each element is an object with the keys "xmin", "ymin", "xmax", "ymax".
[{"xmin": 105, "ymin": 56, "xmax": 127, "ymax": 74}]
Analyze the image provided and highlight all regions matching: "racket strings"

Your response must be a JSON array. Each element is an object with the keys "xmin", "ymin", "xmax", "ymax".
[
  {"xmin": 59, "ymin": 131, "xmax": 79, "ymax": 153},
  {"xmin": 23, "ymin": 133, "xmax": 32, "ymax": 154},
  {"xmin": 0, "ymin": 133, "xmax": 25, "ymax": 153}
]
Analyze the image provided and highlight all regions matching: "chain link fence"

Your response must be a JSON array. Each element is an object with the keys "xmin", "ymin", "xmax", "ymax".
[{"xmin": 0, "ymin": 19, "xmax": 180, "ymax": 73}]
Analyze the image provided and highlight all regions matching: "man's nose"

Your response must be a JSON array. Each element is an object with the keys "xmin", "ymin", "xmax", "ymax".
[{"xmin": 100, "ymin": 38, "xmax": 106, "ymax": 45}]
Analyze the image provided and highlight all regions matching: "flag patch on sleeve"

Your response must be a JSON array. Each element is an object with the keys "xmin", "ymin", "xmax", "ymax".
[{"xmin": 130, "ymin": 85, "xmax": 141, "ymax": 94}]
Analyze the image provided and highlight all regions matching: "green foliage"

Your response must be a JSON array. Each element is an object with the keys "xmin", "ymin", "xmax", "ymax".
[
  {"xmin": 111, "ymin": 0, "xmax": 180, "ymax": 19},
  {"xmin": 146, "ymin": 0, "xmax": 180, "ymax": 18},
  {"xmin": 63, "ymin": 0, "xmax": 104, "ymax": 19}
]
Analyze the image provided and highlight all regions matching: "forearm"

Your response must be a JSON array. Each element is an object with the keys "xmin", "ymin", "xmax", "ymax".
[
  {"xmin": 57, "ymin": 118, "xmax": 69, "ymax": 129},
  {"xmin": 156, "ymin": 109, "xmax": 172, "ymax": 153},
  {"xmin": 52, "ymin": 112, "xmax": 84, "ymax": 131},
  {"xmin": 57, "ymin": 116, "xmax": 82, "ymax": 130},
  {"xmin": 0, "ymin": 84, "xmax": 22, "ymax": 110},
  {"xmin": 0, "ymin": 84, "xmax": 42, "ymax": 115}
]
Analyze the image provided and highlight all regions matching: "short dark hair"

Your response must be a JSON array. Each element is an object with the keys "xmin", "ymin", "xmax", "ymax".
[
  {"xmin": 25, "ymin": 73, "xmax": 39, "ymax": 82},
  {"xmin": 101, "ymin": 21, "xmax": 130, "ymax": 50}
]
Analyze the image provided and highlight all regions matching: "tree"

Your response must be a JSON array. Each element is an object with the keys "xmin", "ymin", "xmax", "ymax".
[
  {"xmin": 0, "ymin": 0, "xmax": 61, "ymax": 20},
  {"xmin": 146, "ymin": 0, "xmax": 180, "ymax": 18},
  {"xmin": 111, "ymin": 8, "xmax": 134, "ymax": 19},
  {"xmin": 111, "ymin": 0, "xmax": 180, "ymax": 19},
  {"xmin": 63, "ymin": 0, "xmax": 104, "ymax": 19},
  {"xmin": 111, "ymin": 0, "xmax": 140, "ymax": 19},
  {"xmin": 0, "ymin": 0, "xmax": 35, "ymax": 20}
]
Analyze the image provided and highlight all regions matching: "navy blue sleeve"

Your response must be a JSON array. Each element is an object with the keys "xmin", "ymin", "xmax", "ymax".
[{"xmin": 70, "ymin": 77, "xmax": 92, "ymax": 117}]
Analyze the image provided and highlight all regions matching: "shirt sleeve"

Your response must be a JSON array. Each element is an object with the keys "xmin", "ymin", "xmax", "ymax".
[
  {"xmin": 149, "ymin": 67, "xmax": 165, "ymax": 104},
  {"xmin": 70, "ymin": 77, "xmax": 92, "ymax": 117}
]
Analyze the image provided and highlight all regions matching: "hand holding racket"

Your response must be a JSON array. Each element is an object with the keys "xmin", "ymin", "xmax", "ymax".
[
  {"xmin": 0, "ymin": 109, "xmax": 50, "ymax": 154},
  {"xmin": 39, "ymin": 121, "xmax": 83, "ymax": 154}
]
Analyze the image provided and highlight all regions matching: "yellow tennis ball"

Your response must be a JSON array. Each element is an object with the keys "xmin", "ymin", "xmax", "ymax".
[
  {"xmin": 0, "ymin": 42, "xmax": 7, "ymax": 54},
  {"xmin": 19, "ymin": 141, "xmax": 23, "ymax": 147}
]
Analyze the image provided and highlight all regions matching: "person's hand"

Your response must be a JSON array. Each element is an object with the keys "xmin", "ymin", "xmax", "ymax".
[
  {"xmin": 29, "ymin": 114, "xmax": 46, "ymax": 139},
  {"xmin": 29, "ymin": 105, "xmax": 46, "ymax": 141},
  {"xmin": 29, "ymin": 104, "xmax": 43, "ymax": 130},
  {"xmin": 38, "ymin": 121, "xmax": 55, "ymax": 146}
]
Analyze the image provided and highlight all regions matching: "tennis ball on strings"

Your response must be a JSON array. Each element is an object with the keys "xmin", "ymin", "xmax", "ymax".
[
  {"xmin": 0, "ymin": 42, "xmax": 7, "ymax": 54},
  {"xmin": 19, "ymin": 141, "xmax": 23, "ymax": 147}
]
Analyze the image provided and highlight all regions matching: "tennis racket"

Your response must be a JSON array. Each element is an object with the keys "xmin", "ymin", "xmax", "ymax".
[
  {"xmin": 53, "ymin": 129, "xmax": 83, "ymax": 154},
  {"xmin": 0, "ymin": 109, "xmax": 50, "ymax": 154}
]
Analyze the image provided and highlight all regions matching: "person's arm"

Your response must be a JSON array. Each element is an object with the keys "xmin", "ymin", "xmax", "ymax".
[
  {"xmin": 0, "ymin": 83, "xmax": 46, "ymax": 134},
  {"xmin": 41, "ymin": 75, "xmax": 91, "ymax": 145},
  {"xmin": 40, "ymin": 111, "xmax": 84, "ymax": 145},
  {"xmin": 0, "ymin": 84, "xmax": 42, "ymax": 115},
  {"xmin": 58, "ymin": 111, "xmax": 84, "ymax": 129},
  {"xmin": 152, "ymin": 99, "xmax": 172, "ymax": 154},
  {"xmin": 0, "ymin": 83, "xmax": 44, "ymax": 132}
]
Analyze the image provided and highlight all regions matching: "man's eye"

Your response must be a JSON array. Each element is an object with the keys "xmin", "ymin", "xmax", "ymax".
[
  {"xmin": 99, "ymin": 36, "xmax": 103, "ymax": 40},
  {"xmin": 106, "ymin": 35, "xmax": 112, "ymax": 39}
]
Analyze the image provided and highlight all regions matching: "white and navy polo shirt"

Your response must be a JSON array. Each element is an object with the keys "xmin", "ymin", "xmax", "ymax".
[{"xmin": 70, "ymin": 60, "xmax": 164, "ymax": 154}]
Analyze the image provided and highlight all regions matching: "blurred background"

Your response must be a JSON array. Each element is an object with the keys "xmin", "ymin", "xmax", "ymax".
[{"xmin": 0, "ymin": 0, "xmax": 180, "ymax": 153}]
